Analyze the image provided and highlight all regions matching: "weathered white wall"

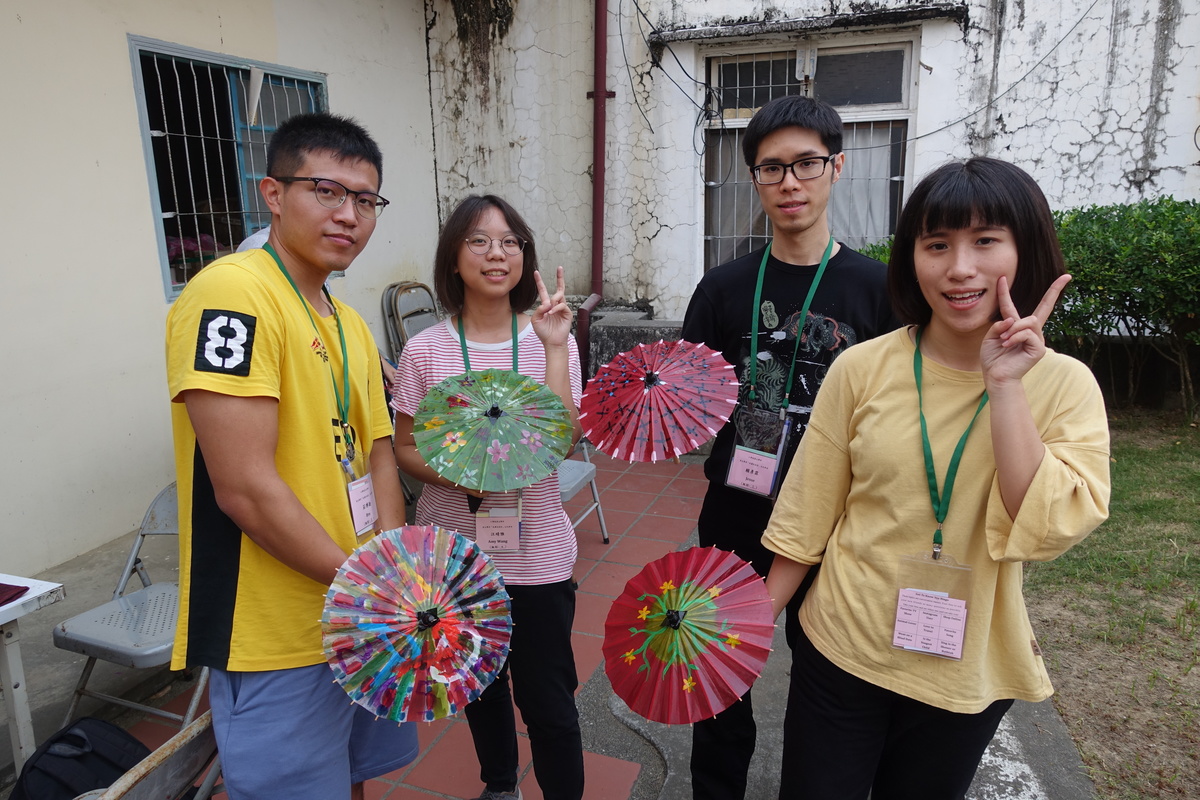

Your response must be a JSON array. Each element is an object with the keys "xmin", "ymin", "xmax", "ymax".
[
  {"xmin": 428, "ymin": 0, "xmax": 1198, "ymax": 321},
  {"xmin": 425, "ymin": 0, "xmax": 595, "ymax": 293},
  {"xmin": 0, "ymin": 0, "xmax": 435, "ymax": 574}
]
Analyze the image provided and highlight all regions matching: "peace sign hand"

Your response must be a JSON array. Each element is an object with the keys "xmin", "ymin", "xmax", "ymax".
[
  {"xmin": 531, "ymin": 266, "xmax": 572, "ymax": 348},
  {"xmin": 981, "ymin": 273, "xmax": 1072, "ymax": 389}
]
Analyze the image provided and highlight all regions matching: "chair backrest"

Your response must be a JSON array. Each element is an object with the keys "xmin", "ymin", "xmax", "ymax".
[
  {"xmin": 139, "ymin": 483, "xmax": 178, "ymax": 537},
  {"xmin": 113, "ymin": 484, "xmax": 178, "ymax": 598},
  {"xmin": 75, "ymin": 711, "xmax": 218, "ymax": 800},
  {"xmin": 382, "ymin": 281, "xmax": 440, "ymax": 363}
]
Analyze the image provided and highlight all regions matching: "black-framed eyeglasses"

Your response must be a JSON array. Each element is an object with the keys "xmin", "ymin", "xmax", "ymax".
[
  {"xmin": 464, "ymin": 235, "xmax": 526, "ymax": 256},
  {"xmin": 274, "ymin": 177, "xmax": 390, "ymax": 219},
  {"xmin": 751, "ymin": 155, "xmax": 839, "ymax": 185}
]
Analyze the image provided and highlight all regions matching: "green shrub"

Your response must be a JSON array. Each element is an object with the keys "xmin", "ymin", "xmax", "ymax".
[{"xmin": 1052, "ymin": 197, "xmax": 1200, "ymax": 419}]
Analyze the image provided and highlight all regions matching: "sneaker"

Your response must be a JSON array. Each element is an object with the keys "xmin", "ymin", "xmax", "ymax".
[{"xmin": 469, "ymin": 789, "xmax": 522, "ymax": 800}]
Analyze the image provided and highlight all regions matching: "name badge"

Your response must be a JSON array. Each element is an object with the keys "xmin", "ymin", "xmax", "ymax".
[
  {"xmin": 892, "ymin": 588, "xmax": 967, "ymax": 660},
  {"xmin": 727, "ymin": 446, "xmax": 781, "ymax": 496},
  {"xmin": 347, "ymin": 472, "xmax": 378, "ymax": 539},
  {"xmin": 476, "ymin": 508, "xmax": 520, "ymax": 552}
]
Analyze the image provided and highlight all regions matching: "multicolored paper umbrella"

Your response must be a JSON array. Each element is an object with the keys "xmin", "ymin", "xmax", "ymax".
[
  {"xmin": 322, "ymin": 525, "xmax": 512, "ymax": 723},
  {"xmin": 603, "ymin": 546, "xmax": 774, "ymax": 724},
  {"xmin": 413, "ymin": 368, "xmax": 574, "ymax": 492},
  {"xmin": 580, "ymin": 340, "xmax": 738, "ymax": 462}
]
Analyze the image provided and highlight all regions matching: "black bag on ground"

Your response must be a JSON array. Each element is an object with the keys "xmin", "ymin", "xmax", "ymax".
[{"xmin": 11, "ymin": 717, "xmax": 150, "ymax": 800}]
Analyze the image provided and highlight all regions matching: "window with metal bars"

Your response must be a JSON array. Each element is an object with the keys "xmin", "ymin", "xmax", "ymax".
[
  {"xmin": 704, "ymin": 42, "xmax": 912, "ymax": 271},
  {"xmin": 130, "ymin": 37, "xmax": 326, "ymax": 297}
]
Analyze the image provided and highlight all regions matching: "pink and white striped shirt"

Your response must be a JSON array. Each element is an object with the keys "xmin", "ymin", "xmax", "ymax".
[{"xmin": 391, "ymin": 318, "xmax": 583, "ymax": 585}]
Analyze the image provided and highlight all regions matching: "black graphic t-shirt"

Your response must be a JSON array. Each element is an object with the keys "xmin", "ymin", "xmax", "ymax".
[{"xmin": 682, "ymin": 244, "xmax": 898, "ymax": 484}]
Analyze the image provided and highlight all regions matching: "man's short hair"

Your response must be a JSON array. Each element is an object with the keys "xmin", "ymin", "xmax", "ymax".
[
  {"xmin": 267, "ymin": 112, "xmax": 384, "ymax": 185},
  {"xmin": 741, "ymin": 96, "xmax": 844, "ymax": 167},
  {"xmin": 887, "ymin": 157, "xmax": 1065, "ymax": 325}
]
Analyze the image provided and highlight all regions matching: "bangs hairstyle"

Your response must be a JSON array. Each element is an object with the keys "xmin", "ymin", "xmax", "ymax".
[
  {"xmin": 433, "ymin": 195, "xmax": 539, "ymax": 315},
  {"xmin": 267, "ymin": 112, "xmax": 384, "ymax": 184},
  {"xmin": 887, "ymin": 157, "xmax": 1064, "ymax": 326}
]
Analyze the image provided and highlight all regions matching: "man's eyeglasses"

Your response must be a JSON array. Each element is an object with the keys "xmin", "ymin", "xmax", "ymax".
[
  {"xmin": 751, "ymin": 155, "xmax": 839, "ymax": 185},
  {"xmin": 464, "ymin": 235, "xmax": 526, "ymax": 256},
  {"xmin": 274, "ymin": 177, "xmax": 390, "ymax": 219}
]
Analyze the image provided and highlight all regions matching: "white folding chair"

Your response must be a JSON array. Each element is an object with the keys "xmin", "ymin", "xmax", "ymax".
[
  {"xmin": 53, "ymin": 484, "xmax": 208, "ymax": 728},
  {"xmin": 73, "ymin": 710, "xmax": 220, "ymax": 800},
  {"xmin": 558, "ymin": 442, "xmax": 610, "ymax": 543}
]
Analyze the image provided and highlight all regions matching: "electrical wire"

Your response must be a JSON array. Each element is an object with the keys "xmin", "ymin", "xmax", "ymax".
[{"xmin": 845, "ymin": 0, "xmax": 1105, "ymax": 151}]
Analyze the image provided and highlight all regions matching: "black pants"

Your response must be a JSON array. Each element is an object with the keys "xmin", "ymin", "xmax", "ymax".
[
  {"xmin": 690, "ymin": 481, "xmax": 811, "ymax": 800},
  {"xmin": 780, "ymin": 624, "xmax": 1013, "ymax": 800},
  {"xmin": 464, "ymin": 579, "xmax": 584, "ymax": 800}
]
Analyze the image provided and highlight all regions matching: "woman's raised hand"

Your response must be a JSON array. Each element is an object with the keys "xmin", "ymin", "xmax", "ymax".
[
  {"xmin": 981, "ymin": 273, "xmax": 1072, "ymax": 388},
  {"xmin": 531, "ymin": 266, "xmax": 573, "ymax": 347}
]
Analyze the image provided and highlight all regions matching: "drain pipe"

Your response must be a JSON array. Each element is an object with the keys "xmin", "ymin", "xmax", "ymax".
[{"xmin": 580, "ymin": 0, "xmax": 612, "ymax": 378}]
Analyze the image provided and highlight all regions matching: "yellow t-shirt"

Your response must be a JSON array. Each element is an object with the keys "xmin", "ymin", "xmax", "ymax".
[
  {"xmin": 166, "ymin": 248, "xmax": 392, "ymax": 671},
  {"xmin": 763, "ymin": 327, "xmax": 1111, "ymax": 713}
]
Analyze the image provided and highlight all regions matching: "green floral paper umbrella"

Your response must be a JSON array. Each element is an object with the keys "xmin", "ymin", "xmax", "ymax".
[{"xmin": 413, "ymin": 369, "xmax": 574, "ymax": 493}]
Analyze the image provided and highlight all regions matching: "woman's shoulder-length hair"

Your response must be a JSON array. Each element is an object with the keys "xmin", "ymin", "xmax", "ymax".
[{"xmin": 433, "ymin": 194, "xmax": 539, "ymax": 315}]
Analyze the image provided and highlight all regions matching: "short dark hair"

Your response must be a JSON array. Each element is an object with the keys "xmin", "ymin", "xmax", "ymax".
[
  {"xmin": 887, "ymin": 157, "xmax": 1065, "ymax": 326},
  {"xmin": 741, "ymin": 95, "xmax": 844, "ymax": 167},
  {"xmin": 267, "ymin": 112, "xmax": 384, "ymax": 185},
  {"xmin": 433, "ymin": 195, "xmax": 539, "ymax": 315}
]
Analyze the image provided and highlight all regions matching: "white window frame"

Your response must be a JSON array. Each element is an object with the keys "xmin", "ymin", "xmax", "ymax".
[{"xmin": 129, "ymin": 36, "xmax": 327, "ymax": 299}]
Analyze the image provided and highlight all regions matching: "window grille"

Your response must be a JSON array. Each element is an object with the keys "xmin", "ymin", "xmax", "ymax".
[
  {"xmin": 704, "ymin": 43, "xmax": 911, "ymax": 270},
  {"xmin": 130, "ymin": 37, "xmax": 326, "ymax": 296}
]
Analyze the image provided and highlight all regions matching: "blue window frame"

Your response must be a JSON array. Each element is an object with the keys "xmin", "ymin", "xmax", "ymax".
[{"xmin": 129, "ymin": 36, "xmax": 326, "ymax": 298}]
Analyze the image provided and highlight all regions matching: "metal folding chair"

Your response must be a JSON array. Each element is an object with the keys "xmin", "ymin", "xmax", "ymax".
[
  {"xmin": 381, "ymin": 281, "xmax": 440, "ymax": 365},
  {"xmin": 53, "ymin": 484, "xmax": 208, "ymax": 728},
  {"xmin": 558, "ymin": 442, "xmax": 610, "ymax": 543},
  {"xmin": 72, "ymin": 710, "xmax": 220, "ymax": 800}
]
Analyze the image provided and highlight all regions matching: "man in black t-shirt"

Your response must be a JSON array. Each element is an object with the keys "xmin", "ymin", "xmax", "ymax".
[{"xmin": 681, "ymin": 96, "xmax": 898, "ymax": 800}]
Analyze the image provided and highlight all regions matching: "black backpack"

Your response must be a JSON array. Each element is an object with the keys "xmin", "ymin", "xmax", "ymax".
[{"xmin": 11, "ymin": 717, "xmax": 150, "ymax": 800}]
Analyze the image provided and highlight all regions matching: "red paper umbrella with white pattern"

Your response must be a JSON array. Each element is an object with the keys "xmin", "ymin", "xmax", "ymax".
[{"xmin": 580, "ymin": 340, "xmax": 737, "ymax": 462}]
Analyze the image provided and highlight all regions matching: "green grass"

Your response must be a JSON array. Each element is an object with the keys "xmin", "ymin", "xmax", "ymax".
[{"xmin": 1025, "ymin": 412, "xmax": 1200, "ymax": 644}]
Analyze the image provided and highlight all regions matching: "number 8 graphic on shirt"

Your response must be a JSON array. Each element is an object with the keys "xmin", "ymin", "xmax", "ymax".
[{"xmin": 194, "ymin": 309, "xmax": 257, "ymax": 376}]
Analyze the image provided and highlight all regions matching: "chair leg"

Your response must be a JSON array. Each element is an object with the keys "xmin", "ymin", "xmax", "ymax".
[
  {"xmin": 195, "ymin": 754, "xmax": 223, "ymax": 799},
  {"xmin": 63, "ymin": 657, "xmax": 98, "ymax": 727},
  {"xmin": 588, "ymin": 478, "xmax": 610, "ymax": 544},
  {"xmin": 182, "ymin": 666, "xmax": 210, "ymax": 727}
]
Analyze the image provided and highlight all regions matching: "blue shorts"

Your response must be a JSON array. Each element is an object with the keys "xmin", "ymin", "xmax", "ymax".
[{"xmin": 208, "ymin": 663, "xmax": 419, "ymax": 800}]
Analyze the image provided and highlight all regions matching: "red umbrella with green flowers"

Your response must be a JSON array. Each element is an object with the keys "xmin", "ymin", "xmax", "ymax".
[{"xmin": 602, "ymin": 546, "xmax": 774, "ymax": 724}]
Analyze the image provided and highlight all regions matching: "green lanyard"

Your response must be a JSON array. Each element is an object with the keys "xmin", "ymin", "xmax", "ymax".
[
  {"xmin": 264, "ymin": 243, "xmax": 355, "ymax": 462},
  {"xmin": 745, "ymin": 237, "xmax": 835, "ymax": 417},
  {"xmin": 457, "ymin": 314, "xmax": 519, "ymax": 372},
  {"xmin": 914, "ymin": 327, "xmax": 989, "ymax": 559}
]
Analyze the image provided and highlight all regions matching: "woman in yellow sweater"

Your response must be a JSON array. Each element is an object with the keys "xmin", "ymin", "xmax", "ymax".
[{"xmin": 762, "ymin": 158, "xmax": 1111, "ymax": 800}]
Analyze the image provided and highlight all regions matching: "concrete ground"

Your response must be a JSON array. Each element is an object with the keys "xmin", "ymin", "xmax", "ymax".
[{"xmin": 2, "ymin": 454, "xmax": 1096, "ymax": 799}]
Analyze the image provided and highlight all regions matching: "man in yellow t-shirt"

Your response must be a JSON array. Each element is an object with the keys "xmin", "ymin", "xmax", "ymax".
[{"xmin": 165, "ymin": 112, "xmax": 414, "ymax": 800}]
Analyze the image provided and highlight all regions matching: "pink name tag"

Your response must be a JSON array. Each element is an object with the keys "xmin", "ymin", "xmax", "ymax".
[
  {"xmin": 892, "ymin": 588, "xmax": 967, "ymax": 660},
  {"xmin": 347, "ymin": 473, "xmax": 378, "ymax": 536},
  {"xmin": 727, "ymin": 446, "xmax": 779, "ymax": 496},
  {"xmin": 476, "ymin": 510, "xmax": 520, "ymax": 552}
]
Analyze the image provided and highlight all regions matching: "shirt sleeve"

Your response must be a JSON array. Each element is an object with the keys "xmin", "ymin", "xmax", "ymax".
[
  {"xmin": 984, "ymin": 357, "xmax": 1111, "ymax": 562},
  {"xmin": 568, "ymin": 334, "xmax": 583, "ymax": 408},
  {"xmin": 681, "ymin": 280, "xmax": 721, "ymax": 351},
  {"xmin": 391, "ymin": 335, "xmax": 431, "ymax": 418},
  {"xmin": 761, "ymin": 354, "xmax": 855, "ymax": 564},
  {"xmin": 166, "ymin": 264, "xmax": 283, "ymax": 403}
]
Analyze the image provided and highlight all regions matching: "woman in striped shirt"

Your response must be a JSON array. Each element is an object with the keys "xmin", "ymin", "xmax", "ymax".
[{"xmin": 392, "ymin": 195, "xmax": 585, "ymax": 800}]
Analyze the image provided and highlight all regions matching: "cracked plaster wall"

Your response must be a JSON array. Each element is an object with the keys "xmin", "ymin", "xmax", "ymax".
[
  {"xmin": 425, "ymin": 0, "xmax": 595, "ymax": 296},
  {"xmin": 428, "ymin": 0, "xmax": 1198, "ymax": 319}
]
